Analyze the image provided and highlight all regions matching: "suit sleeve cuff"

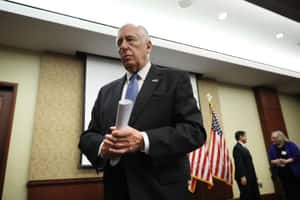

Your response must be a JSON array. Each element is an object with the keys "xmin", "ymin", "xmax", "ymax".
[{"xmin": 141, "ymin": 131, "xmax": 150, "ymax": 154}]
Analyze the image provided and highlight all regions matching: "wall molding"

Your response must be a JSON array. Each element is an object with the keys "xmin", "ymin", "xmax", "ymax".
[
  {"xmin": 27, "ymin": 177, "xmax": 103, "ymax": 187},
  {"xmin": 27, "ymin": 177, "xmax": 104, "ymax": 200},
  {"xmin": 234, "ymin": 193, "xmax": 277, "ymax": 200}
]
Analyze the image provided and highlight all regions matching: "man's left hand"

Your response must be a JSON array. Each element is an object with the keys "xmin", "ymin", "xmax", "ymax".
[{"xmin": 108, "ymin": 126, "xmax": 145, "ymax": 154}]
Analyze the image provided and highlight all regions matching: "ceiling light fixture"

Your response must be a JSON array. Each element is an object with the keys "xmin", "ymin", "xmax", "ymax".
[
  {"xmin": 276, "ymin": 33, "xmax": 284, "ymax": 39},
  {"xmin": 218, "ymin": 12, "xmax": 228, "ymax": 20},
  {"xmin": 178, "ymin": 0, "xmax": 192, "ymax": 8}
]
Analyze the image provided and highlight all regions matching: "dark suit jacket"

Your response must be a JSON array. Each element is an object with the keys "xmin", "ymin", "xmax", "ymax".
[
  {"xmin": 233, "ymin": 143, "xmax": 257, "ymax": 182},
  {"xmin": 79, "ymin": 65, "xmax": 206, "ymax": 200}
]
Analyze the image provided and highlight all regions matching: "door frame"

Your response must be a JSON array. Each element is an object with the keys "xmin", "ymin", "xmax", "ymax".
[{"xmin": 0, "ymin": 81, "xmax": 18, "ymax": 200}]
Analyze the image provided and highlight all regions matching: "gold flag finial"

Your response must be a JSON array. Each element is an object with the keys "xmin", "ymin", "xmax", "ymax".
[{"xmin": 206, "ymin": 93, "xmax": 212, "ymax": 102}]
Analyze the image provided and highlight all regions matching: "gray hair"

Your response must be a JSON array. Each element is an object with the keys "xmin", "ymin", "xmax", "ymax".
[
  {"xmin": 115, "ymin": 23, "xmax": 151, "ymax": 46},
  {"xmin": 272, "ymin": 130, "xmax": 289, "ymax": 146}
]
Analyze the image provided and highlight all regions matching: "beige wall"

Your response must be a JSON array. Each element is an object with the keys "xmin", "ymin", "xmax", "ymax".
[
  {"xmin": 217, "ymin": 83, "xmax": 275, "ymax": 198},
  {"xmin": 29, "ymin": 53, "xmax": 99, "ymax": 180},
  {"xmin": 279, "ymin": 94, "xmax": 300, "ymax": 145},
  {"xmin": 0, "ymin": 46, "xmax": 40, "ymax": 200},
  {"xmin": 197, "ymin": 79, "xmax": 224, "ymax": 134}
]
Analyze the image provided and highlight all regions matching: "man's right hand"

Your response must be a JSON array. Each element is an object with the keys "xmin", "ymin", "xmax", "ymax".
[
  {"xmin": 100, "ymin": 134, "xmax": 121, "ymax": 160},
  {"xmin": 100, "ymin": 126, "xmax": 145, "ymax": 159},
  {"xmin": 241, "ymin": 176, "xmax": 247, "ymax": 186}
]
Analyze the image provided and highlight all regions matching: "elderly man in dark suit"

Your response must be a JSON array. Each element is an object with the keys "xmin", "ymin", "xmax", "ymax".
[
  {"xmin": 233, "ymin": 131, "xmax": 260, "ymax": 200},
  {"xmin": 79, "ymin": 24, "xmax": 206, "ymax": 200}
]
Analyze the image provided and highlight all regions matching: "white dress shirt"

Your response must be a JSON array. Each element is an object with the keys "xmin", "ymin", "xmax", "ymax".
[
  {"xmin": 239, "ymin": 141, "xmax": 248, "ymax": 150},
  {"xmin": 99, "ymin": 62, "xmax": 151, "ymax": 166}
]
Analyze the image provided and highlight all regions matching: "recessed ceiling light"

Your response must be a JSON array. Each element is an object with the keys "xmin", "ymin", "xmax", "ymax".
[
  {"xmin": 178, "ymin": 0, "xmax": 192, "ymax": 8},
  {"xmin": 276, "ymin": 33, "xmax": 284, "ymax": 39},
  {"xmin": 218, "ymin": 12, "xmax": 228, "ymax": 20}
]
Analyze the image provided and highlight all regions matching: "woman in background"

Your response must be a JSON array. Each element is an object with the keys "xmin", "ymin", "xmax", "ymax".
[{"xmin": 269, "ymin": 130, "xmax": 300, "ymax": 200}]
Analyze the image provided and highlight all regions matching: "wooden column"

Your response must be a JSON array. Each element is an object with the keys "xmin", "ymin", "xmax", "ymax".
[
  {"xmin": 254, "ymin": 87, "xmax": 287, "ymax": 199},
  {"xmin": 0, "ymin": 82, "xmax": 18, "ymax": 200},
  {"xmin": 254, "ymin": 87, "xmax": 288, "ymax": 150}
]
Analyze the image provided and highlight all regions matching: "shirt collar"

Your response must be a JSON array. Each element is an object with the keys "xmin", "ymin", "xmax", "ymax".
[
  {"xmin": 238, "ymin": 141, "xmax": 247, "ymax": 148},
  {"xmin": 126, "ymin": 61, "xmax": 151, "ymax": 81}
]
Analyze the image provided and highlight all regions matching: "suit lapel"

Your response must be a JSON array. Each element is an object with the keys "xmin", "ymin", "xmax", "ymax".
[
  {"xmin": 129, "ymin": 65, "xmax": 162, "ymax": 125},
  {"xmin": 238, "ymin": 143, "xmax": 250, "ymax": 156},
  {"xmin": 110, "ymin": 75, "xmax": 126, "ymax": 124}
]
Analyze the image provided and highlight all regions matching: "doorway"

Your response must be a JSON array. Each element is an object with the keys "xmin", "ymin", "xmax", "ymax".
[{"xmin": 0, "ymin": 82, "xmax": 17, "ymax": 200}]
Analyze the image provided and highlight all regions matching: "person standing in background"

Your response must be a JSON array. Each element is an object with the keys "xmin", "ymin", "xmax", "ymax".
[
  {"xmin": 269, "ymin": 130, "xmax": 300, "ymax": 200},
  {"xmin": 233, "ymin": 131, "xmax": 260, "ymax": 200}
]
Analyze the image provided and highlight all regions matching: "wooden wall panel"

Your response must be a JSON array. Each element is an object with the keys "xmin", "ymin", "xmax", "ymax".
[
  {"xmin": 254, "ymin": 87, "xmax": 288, "ymax": 153},
  {"xmin": 254, "ymin": 87, "xmax": 287, "ymax": 199},
  {"xmin": 0, "ymin": 82, "xmax": 17, "ymax": 200},
  {"xmin": 27, "ymin": 178, "xmax": 104, "ymax": 200},
  {"xmin": 234, "ymin": 193, "xmax": 277, "ymax": 200},
  {"xmin": 192, "ymin": 178, "xmax": 233, "ymax": 200}
]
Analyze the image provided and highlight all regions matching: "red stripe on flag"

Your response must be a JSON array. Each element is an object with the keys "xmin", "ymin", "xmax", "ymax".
[
  {"xmin": 215, "ymin": 139, "xmax": 221, "ymax": 176},
  {"xmin": 220, "ymin": 139, "xmax": 226, "ymax": 179},
  {"xmin": 208, "ymin": 104, "xmax": 233, "ymax": 186},
  {"xmin": 195, "ymin": 148, "xmax": 202, "ymax": 177},
  {"xmin": 210, "ymin": 131, "xmax": 216, "ymax": 173},
  {"xmin": 200, "ymin": 149, "xmax": 207, "ymax": 178},
  {"xmin": 190, "ymin": 150, "xmax": 196, "ymax": 174}
]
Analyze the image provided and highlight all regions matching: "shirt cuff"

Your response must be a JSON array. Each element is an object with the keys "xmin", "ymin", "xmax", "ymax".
[
  {"xmin": 141, "ymin": 131, "xmax": 150, "ymax": 154},
  {"xmin": 110, "ymin": 159, "xmax": 120, "ymax": 166},
  {"xmin": 98, "ymin": 142, "xmax": 104, "ymax": 157}
]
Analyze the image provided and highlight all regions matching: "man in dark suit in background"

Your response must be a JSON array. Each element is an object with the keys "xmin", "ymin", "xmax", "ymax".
[
  {"xmin": 79, "ymin": 24, "xmax": 206, "ymax": 200},
  {"xmin": 233, "ymin": 131, "xmax": 260, "ymax": 200}
]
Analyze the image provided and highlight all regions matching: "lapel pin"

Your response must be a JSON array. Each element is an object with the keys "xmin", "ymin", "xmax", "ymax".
[{"xmin": 152, "ymin": 79, "xmax": 159, "ymax": 83}]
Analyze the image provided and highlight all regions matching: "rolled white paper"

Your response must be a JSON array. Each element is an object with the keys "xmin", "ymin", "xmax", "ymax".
[{"xmin": 115, "ymin": 99, "xmax": 134, "ymax": 129}]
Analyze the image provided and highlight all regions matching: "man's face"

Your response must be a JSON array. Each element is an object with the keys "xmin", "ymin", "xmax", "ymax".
[
  {"xmin": 240, "ymin": 134, "xmax": 247, "ymax": 144},
  {"xmin": 117, "ymin": 25, "xmax": 152, "ymax": 73}
]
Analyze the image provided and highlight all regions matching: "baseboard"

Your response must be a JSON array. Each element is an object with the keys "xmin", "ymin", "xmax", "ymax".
[
  {"xmin": 27, "ymin": 177, "xmax": 104, "ymax": 200},
  {"xmin": 234, "ymin": 193, "xmax": 277, "ymax": 200}
]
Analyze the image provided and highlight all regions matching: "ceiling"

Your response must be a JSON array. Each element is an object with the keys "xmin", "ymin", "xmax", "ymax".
[
  {"xmin": 246, "ymin": 0, "xmax": 300, "ymax": 23},
  {"xmin": 0, "ymin": 0, "xmax": 300, "ymax": 94},
  {"xmin": 6, "ymin": 0, "xmax": 300, "ymax": 74}
]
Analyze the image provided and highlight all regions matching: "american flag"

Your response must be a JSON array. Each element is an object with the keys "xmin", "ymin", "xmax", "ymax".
[
  {"xmin": 188, "ymin": 141, "xmax": 213, "ymax": 193},
  {"xmin": 208, "ymin": 103, "xmax": 233, "ymax": 185}
]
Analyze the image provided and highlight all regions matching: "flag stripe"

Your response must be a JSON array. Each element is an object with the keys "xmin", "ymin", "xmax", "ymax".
[
  {"xmin": 207, "ymin": 103, "xmax": 233, "ymax": 186},
  {"xmin": 188, "ymin": 142, "xmax": 213, "ymax": 192},
  {"xmin": 188, "ymin": 102, "xmax": 233, "ymax": 193}
]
